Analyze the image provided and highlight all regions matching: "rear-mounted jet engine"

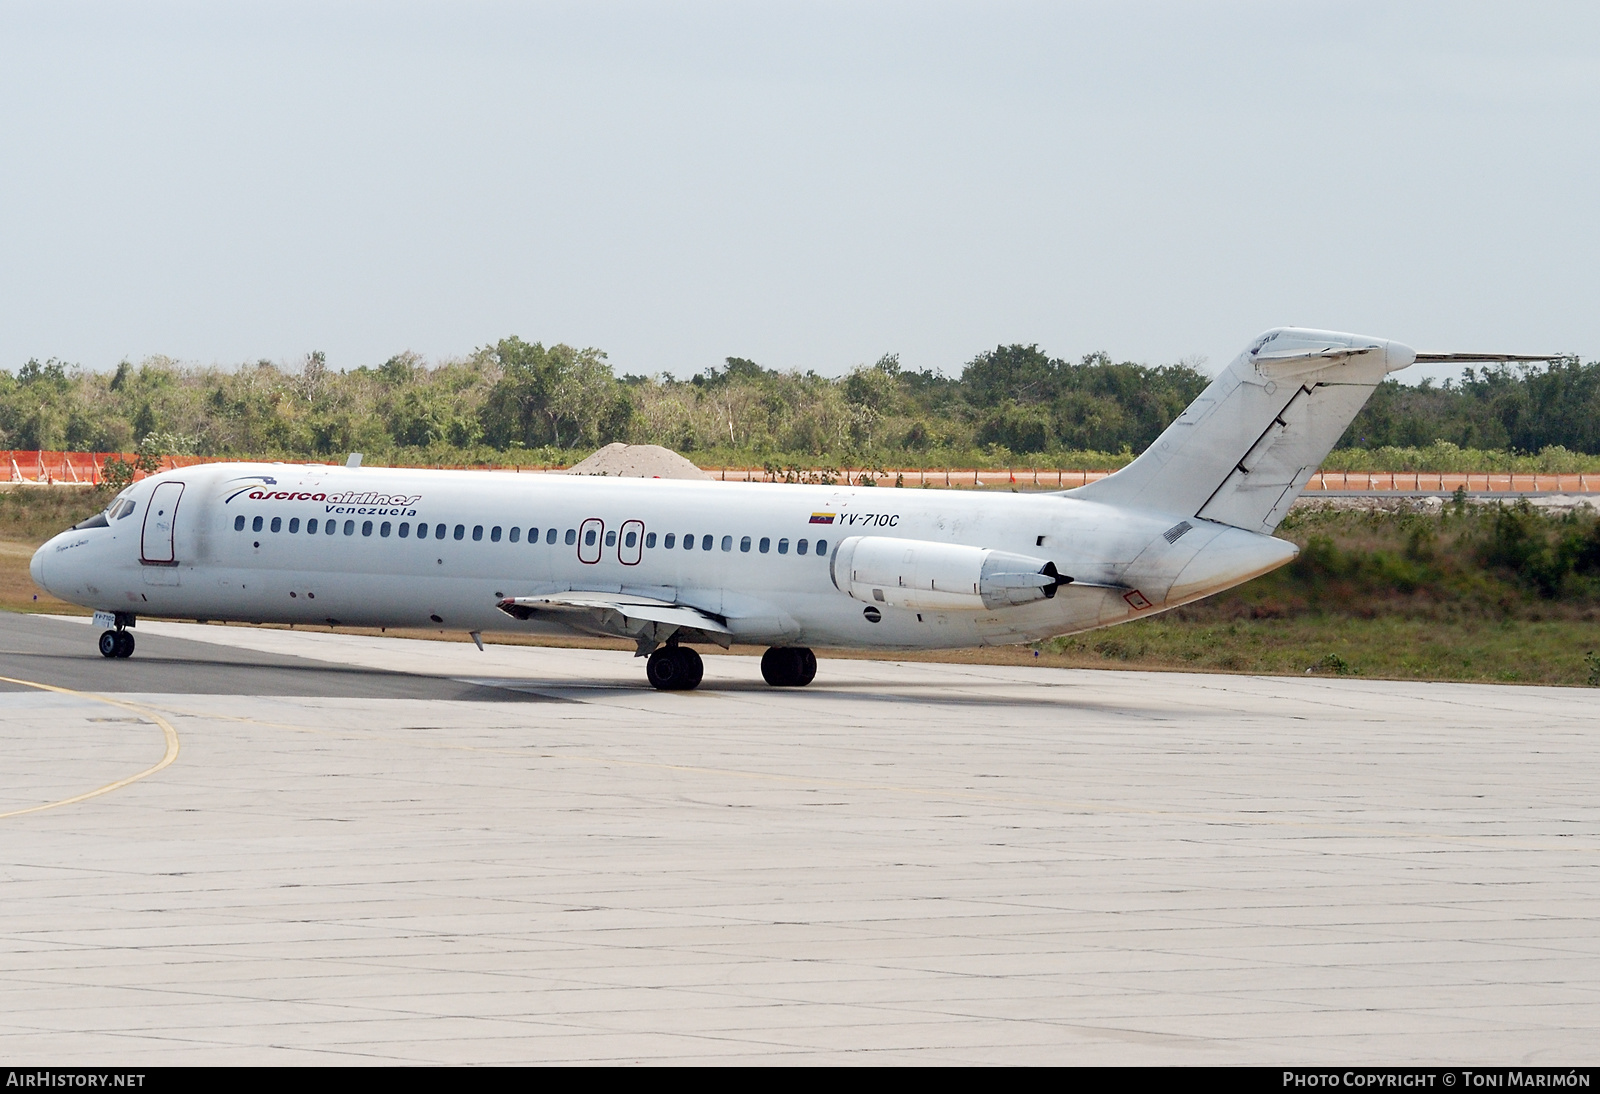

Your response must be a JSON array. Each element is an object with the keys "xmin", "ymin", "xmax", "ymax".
[{"xmin": 831, "ymin": 535, "xmax": 1070, "ymax": 612}]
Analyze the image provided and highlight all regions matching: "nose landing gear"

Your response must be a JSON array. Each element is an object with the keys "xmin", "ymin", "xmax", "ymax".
[
  {"xmin": 760, "ymin": 646, "xmax": 816, "ymax": 687},
  {"xmin": 646, "ymin": 643, "xmax": 704, "ymax": 691},
  {"xmin": 98, "ymin": 629, "xmax": 135, "ymax": 659}
]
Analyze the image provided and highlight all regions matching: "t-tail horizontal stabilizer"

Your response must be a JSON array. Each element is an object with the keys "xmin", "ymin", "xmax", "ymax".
[
  {"xmin": 1069, "ymin": 327, "xmax": 1416, "ymax": 533},
  {"xmin": 1412, "ymin": 352, "xmax": 1571, "ymax": 365}
]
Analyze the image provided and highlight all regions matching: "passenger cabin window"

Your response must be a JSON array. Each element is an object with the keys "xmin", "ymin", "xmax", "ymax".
[
  {"xmin": 417, "ymin": 523, "xmax": 428, "ymax": 539},
  {"xmin": 547, "ymin": 528, "xmax": 558, "ymax": 544},
  {"xmin": 454, "ymin": 524, "xmax": 465, "ymax": 541},
  {"xmin": 645, "ymin": 532, "xmax": 656, "ymax": 548},
  {"xmin": 816, "ymin": 538, "xmax": 828, "ymax": 555},
  {"xmin": 565, "ymin": 529, "xmax": 577, "ymax": 545},
  {"xmin": 759, "ymin": 537, "xmax": 770, "ymax": 553},
  {"xmin": 289, "ymin": 518, "xmax": 300, "ymax": 533},
  {"xmin": 472, "ymin": 525, "xmax": 483, "ymax": 541},
  {"xmin": 435, "ymin": 523, "xmax": 446, "ymax": 539},
  {"xmin": 721, "ymin": 535, "xmax": 733, "ymax": 552},
  {"xmin": 625, "ymin": 531, "xmax": 637, "ymax": 548},
  {"xmin": 380, "ymin": 522, "xmax": 391, "ymax": 537},
  {"xmin": 492, "ymin": 526, "xmax": 503, "ymax": 542},
  {"xmin": 399, "ymin": 522, "xmax": 410, "ymax": 538},
  {"xmin": 605, "ymin": 530, "xmax": 616, "ymax": 547},
  {"xmin": 270, "ymin": 517, "xmax": 281, "ymax": 532},
  {"xmin": 325, "ymin": 520, "xmax": 336, "ymax": 535},
  {"xmin": 663, "ymin": 533, "xmax": 675, "ymax": 548},
  {"xmin": 344, "ymin": 520, "xmax": 356, "ymax": 535},
  {"xmin": 252, "ymin": 516, "xmax": 263, "ymax": 532},
  {"xmin": 778, "ymin": 538, "xmax": 788, "ymax": 554},
  {"xmin": 740, "ymin": 536, "xmax": 751, "ymax": 552},
  {"xmin": 584, "ymin": 528, "xmax": 597, "ymax": 547},
  {"xmin": 361, "ymin": 520, "xmax": 373, "ymax": 536},
  {"xmin": 797, "ymin": 539, "xmax": 808, "ymax": 555},
  {"xmin": 508, "ymin": 527, "xmax": 519, "ymax": 543},
  {"xmin": 308, "ymin": 518, "xmax": 319, "ymax": 534},
  {"xmin": 234, "ymin": 515, "xmax": 245, "ymax": 531},
  {"xmin": 702, "ymin": 535, "xmax": 713, "ymax": 551},
  {"xmin": 682, "ymin": 533, "xmax": 693, "ymax": 550}
]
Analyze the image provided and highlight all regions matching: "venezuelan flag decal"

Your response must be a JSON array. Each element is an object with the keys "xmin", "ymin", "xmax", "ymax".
[{"xmin": 809, "ymin": 512, "xmax": 836, "ymax": 524}]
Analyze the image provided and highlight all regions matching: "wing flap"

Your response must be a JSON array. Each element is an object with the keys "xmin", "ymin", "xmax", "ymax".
[
  {"xmin": 497, "ymin": 591, "xmax": 732, "ymax": 654},
  {"xmin": 500, "ymin": 593, "xmax": 731, "ymax": 634}
]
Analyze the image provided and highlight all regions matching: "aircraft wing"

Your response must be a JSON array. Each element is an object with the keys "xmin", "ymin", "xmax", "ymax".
[{"xmin": 497, "ymin": 591, "xmax": 731, "ymax": 655}]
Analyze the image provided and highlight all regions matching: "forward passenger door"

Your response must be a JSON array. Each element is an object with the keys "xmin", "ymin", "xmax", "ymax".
[
  {"xmin": 140, "ymin": 481, "xmax": 184, "ymax": 565},
  {"xmin": 578, "ymin": 518, "xmax": 604, "ymax": 564}
]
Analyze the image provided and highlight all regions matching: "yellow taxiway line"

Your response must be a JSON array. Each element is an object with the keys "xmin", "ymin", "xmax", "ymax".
[{"xmin": 0, "ymin": 675, "xmax": 180, "ymax": 820}]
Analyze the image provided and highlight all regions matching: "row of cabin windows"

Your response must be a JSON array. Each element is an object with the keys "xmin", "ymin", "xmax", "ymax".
[
  {"xmin": 234, "ymin": 514, "xmax": 827, "ymax": 556},
  {"xmin": 658, "ymin": 532, "xmax": 820, "ymax": 555}
]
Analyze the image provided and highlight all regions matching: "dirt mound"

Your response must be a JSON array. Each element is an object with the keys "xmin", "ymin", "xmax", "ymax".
[{"xmin": 562, "ymin": 443, "xmax": 711, "ymax": 480}]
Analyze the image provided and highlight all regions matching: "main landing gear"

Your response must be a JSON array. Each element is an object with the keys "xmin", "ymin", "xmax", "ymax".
[
  {"xmin": 98, "ymin": 629, "xmax": 135, "ymax": 659},
  {"xmin": 646, "ymin": 643, "xmax": 704, "ymax": 691},
  {"xmin": 760, "ymin": 646, "xmax": 816, "ymax": 688},
  {"xmin": 643, "ymin": 643, "xmax": 819, "ymax": 691}
]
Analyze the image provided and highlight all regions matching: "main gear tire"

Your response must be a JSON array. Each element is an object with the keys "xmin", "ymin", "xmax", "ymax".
[
  {"xmin": 676, "ymin": 646, "xmax": 704, "ymax": 689},
  {"xmin": 114, "ymin": 631, "xmax": 135, "ymax": 658},
  {"xmin": 761, "ymin": 646, "xmax": 817, "ymax": 687},
  {"xmin": 98, "ymin": 630, "xmax": 119, "ymax": 659},
  {"xmin": 647, "ymin": 646, "xmax": 705, "ymax": 691}
]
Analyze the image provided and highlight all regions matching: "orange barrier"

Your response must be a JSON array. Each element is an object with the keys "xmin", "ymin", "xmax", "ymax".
[
  {"xmin": 704, "ymin": 467, "xmax": 1600, "ymax": 491},
  {"xmin": 1299, "ymin": 471, "xmax": 1597, "ymax": 493},
  {"xmin": 705, "ymin": 467, "xmax": 1116, "ymax": 488},
  {"xmin": 0, "ymin": 451, "xmax": 221, "ymax": 486},
  {"xmin": 4, "ymin": 452, "xmax": 1598, "ymax": 492}
]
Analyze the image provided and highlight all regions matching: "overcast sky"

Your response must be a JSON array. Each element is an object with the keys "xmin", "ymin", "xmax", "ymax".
[{"xmin": 1, "ymin": 1, "xmax": 1595, "ymax": 383}]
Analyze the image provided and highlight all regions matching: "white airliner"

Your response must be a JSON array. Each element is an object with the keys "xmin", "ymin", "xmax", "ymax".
[{"xmin": 29, "ymin": 328, "xmax": 1440, "ymax": 689}]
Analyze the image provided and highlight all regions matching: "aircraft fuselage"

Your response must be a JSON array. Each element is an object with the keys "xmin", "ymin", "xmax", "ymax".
[{"xmin": 31, "ymin": 462, "xmax": 1294, "ymax": 651}]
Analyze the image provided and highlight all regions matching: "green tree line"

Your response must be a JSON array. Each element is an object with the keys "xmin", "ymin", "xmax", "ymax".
[{"xmin": 2, "ymin": 339, "xmax": 1596, "ymax": 467}]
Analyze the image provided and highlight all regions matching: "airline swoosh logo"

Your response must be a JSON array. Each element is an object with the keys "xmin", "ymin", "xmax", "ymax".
[{"xmin": 223, "ymin": 476, "xmax": 280, "ymax": 503}]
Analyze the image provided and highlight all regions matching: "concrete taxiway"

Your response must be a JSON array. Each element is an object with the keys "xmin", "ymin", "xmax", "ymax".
[{"xmin": 1, "ymin": 611, "xmax": 1597, "ymax": 1064}]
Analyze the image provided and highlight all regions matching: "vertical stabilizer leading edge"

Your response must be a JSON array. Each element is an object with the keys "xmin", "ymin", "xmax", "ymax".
[{"xmin": 1068, "ymin": 327, "xmax": 1416, "ymax": 533}]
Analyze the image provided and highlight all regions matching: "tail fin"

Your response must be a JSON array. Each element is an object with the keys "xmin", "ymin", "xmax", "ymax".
[{"xmin": 1071, "ymin": 328, "xmax": 1415, "ymax": 532}]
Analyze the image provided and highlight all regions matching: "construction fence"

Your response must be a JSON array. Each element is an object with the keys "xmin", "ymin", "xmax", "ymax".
[{"xmin": 4, "ymin": 451, "xmax": 1597, "ymax": 494}]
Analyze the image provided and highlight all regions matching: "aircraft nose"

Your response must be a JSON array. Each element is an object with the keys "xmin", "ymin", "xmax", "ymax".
[{"xmin": 30, "ymin": 541, "xmax": 48, "ymax": 593}]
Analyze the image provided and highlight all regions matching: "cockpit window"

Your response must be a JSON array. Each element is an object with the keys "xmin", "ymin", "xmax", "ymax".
[{"xmin": 111, "ymin": 499, "xmax": 136, "ymax": 520}]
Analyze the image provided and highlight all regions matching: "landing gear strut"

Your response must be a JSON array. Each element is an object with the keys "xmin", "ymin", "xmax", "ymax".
[
  {"xmin": 761, "ymin": 646, "xmax": 816, "ymax": 687},
  {"xmin": 646, "ymin": 643, "xmax": 704, "ymax": 691},
  {"xmin": 98, "ymin": 629, "xmax": 135, "ymax": 659}
]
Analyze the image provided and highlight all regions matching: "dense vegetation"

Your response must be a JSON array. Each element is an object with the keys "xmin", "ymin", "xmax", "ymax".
[
  {"xmin": 1044, "ymin": 499, "xmax": 1600, "ymax": 686},
  {"xmin": 5, "ymin": 339, "xmax": 1597, "ymax": 470},
  {"xmin": 1341, "ymin": 357, "xmax": 1600, "ymax": 454}
]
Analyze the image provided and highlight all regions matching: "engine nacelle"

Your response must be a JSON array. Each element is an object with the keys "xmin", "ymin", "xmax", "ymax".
[{"xmin": 830, "ymin": 535, "xmax": 1067, "ymax": 612}]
